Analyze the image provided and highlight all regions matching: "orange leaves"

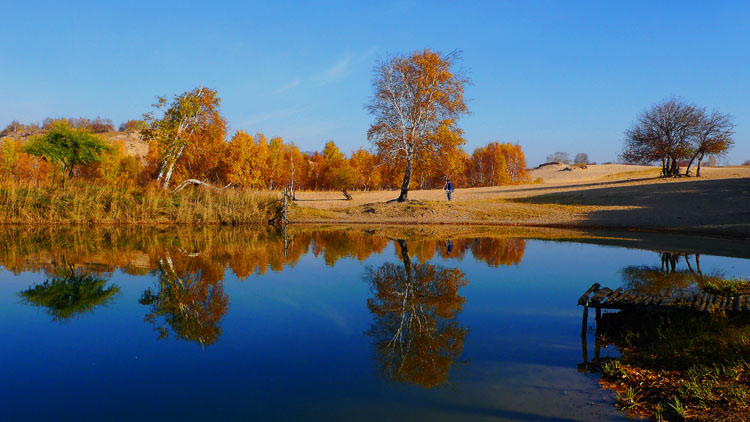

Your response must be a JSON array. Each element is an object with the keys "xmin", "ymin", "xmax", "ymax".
[
  {"xmin": 223, "ymin": 131, "xmax": 269, "ymax": 188},
  {"xmin": 465, "ymin": 142, "xmax": 529, "ymax": 187}
]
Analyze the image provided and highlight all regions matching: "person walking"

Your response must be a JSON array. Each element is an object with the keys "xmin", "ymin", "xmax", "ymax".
[{"xmin": 443, "ymin": 178, "xmax": 454, "ymax": 201}]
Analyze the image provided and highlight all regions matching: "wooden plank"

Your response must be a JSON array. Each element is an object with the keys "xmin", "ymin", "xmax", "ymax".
[
  {"xmin": 578, "ymin": 283, "xmax": 600, "ymax": 306},
  {"xmin": 603, "ymin": 288, "xmax": 624, "ymax": 304},
  {"xmin": 690, "ymin": 294, "xmax": 701, "ymax": 310},
  {"xmin": 710, "ymin": 295, "xmax": 722, "ymax": 313},
  {"xmin": 700, "ymin": 293, "xmax": 710, "ymax": 311},
  {"xmin": 732, "ymin": 296, "xmax": 742, "ymax": 312},
  {"xmin": 591, "ymin": 287, "xmax": 614, "ymax": 303}
]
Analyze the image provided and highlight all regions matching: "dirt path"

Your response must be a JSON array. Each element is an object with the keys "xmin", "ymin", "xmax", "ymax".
[{"xmin": 290, "ymin": 165, "xmax": 750, "ymax": 238}]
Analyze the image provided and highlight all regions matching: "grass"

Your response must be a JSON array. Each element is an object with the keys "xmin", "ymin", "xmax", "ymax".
[
  {"xmin": 601, "ymin": 168, "xmax": 662, "ymax": 180},
  {"xmin": 597, "ymin": 310, "xmax": 750, "ymax": 420},
  {"xmin": 702, "ymin": 278, "xmax": 750, "ymax": 295},
  {"xmin": 0, "ymin": 180, "xmax": 280, "ymax": 224}
]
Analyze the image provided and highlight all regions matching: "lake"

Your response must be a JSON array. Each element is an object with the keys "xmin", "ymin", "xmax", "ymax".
[{"xmin": 1, "ymin": 226, "xmax": 748, "ymax": 421}]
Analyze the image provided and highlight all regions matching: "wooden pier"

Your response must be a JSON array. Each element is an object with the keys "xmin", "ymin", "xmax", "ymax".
[{"xmin": 578, "ymin": 283, "xmax": 750, "ymax": 335}]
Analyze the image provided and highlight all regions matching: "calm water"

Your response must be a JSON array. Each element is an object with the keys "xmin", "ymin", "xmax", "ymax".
[{"xmin": 1, "ymin": 226, "xmax": 749, "ymax": 421}]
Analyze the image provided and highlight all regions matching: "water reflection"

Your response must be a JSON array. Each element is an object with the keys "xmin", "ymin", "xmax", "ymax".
[
  {"xmin": 139, "ymin": 253, "xmax": 229, "ymax": 346},
  {"xmin": 620, "ymin": 252, "xmax": 723, "ymax": 296},
  {"xmin": 365, "ymin": 239, "xmax": 468, "ymax": 388},
  {"xmin": 0, "ymin": 226, "xmax": 527, "ymax": 278},
  {"xmin": 18, "ymin": 266, "xmax": 120, "ymax": 322}
]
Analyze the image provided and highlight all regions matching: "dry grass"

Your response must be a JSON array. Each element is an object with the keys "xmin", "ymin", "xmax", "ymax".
[
  {"xmin": 290, "ymin": 165, "xmax": 750, "ymax": 237},
  {"xmin": 0, "ymin": 181, "xmax": 280, "ymax": 224}
]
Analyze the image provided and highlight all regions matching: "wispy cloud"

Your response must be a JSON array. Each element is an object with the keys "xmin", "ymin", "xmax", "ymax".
[
  {"xmin": 273, "ymin": 79, "xmax": 300, "ymax": 94},
  {"xmin": 313, "ymin": 52, "xmax": 353, "ymax": 85}
]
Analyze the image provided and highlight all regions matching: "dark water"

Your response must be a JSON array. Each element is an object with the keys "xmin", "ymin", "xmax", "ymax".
[{"xmin": 1, "ymin": 226, "xmax": 748, "ymax": 421}]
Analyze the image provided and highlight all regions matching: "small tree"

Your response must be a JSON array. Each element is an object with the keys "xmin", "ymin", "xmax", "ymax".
[
  {"xmin": 24, "ymin": 123, "xmax": 112, "ymax": 180},
  {"xmin": 574, "ymin": 153, "xmax": 589, "ymax": 164},
  {"xmin": 622, "ymin": 98, "xmax": 700, "ymax": 177},
  {"xmin": 546, "ymin": 152, "xmax": 570, "ymax": 164},
  {"xmin": 367, "ymin": 49, "xmax": 469, "ymax": 202},
  {"xmin": 119, "ymin": 120, "xmax": 148, "ymax": 132},
  {"xmin": 685, "ymin": 110, "xmax": 734, "ymax": 177}
]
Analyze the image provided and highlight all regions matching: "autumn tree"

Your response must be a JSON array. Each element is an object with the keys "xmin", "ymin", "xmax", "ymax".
[
  {"xmin": 282, "ymin": 142, "xmax": 305, "ymax": 190},
  {"xmin": 141, "ymin": 87, "xmax": 226, "ymax": 188},
  {"xmin": 365, "ymin": 239, "xmax": 468, "ymax": 387},
  {"xmin": 350, "ymin": 148, "xmax": 381, "ymax": 191},
  {"xmin": 222, "ymin": 130, "xmax": 269, "ymax": 187},
  {"xmin": 317, "ymin": 141, "xmax": 355, "ymax": 190},
  {"xmin": 499, "ymin": 142, "xmax": 528, "ymax": 183},
  {"xmin": 467, "ymin": 142, "xmax": 509, "ymax": 186},
  {"xmin": 0, "ymin": 139, "xmax": 18, "ymax": 176},
  {"xmin": 621, "ymin": 98, "xmax": 701, "ymax": 177},
  {"xmin": 685, "ymin": 109, "xmax": 734, "ymax": 177},
  {"xmin": 24, "ymin": 122, "xmax": 113, "ymax": 181},
  {"xmin": 367, "ymin": 49, "xmax": 469, "ymax": 202}
]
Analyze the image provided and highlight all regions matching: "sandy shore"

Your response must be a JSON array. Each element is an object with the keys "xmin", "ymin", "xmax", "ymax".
[{"xmin": 290, "ymin": 164, "xmax": 750, "ymax": 238}]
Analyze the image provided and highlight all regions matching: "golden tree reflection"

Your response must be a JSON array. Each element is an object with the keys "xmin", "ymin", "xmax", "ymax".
[
  {"xmin": 139, "ymin": 254, "xmax": 229, "ymax": 346},
  {"xmin": 19, "ymin": 266, "xmax": 119, "ymax": 322},
  {"xmin": 621, "ymin": 252, "xmax": 724, "ymax": 296},
  {"xmin": 365, "ymin": 240, "xmax": 468, "ymax": 388}
]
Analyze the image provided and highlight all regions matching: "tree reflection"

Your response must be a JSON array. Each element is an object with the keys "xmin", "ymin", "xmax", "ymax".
[
  {"xmin": 19, "ymin": 266, "xmax": 119, "ymax": 322},
  {"xmin": 365, "ymin": 239, "xmax": 468, "ymax": 388},
  {"xmin": 621, "ymin": 252, "xmax": 722, "ymax": 296},
  {"xmin": 139, "ymin": 254, "xmax": 229, "ymax": 346}
]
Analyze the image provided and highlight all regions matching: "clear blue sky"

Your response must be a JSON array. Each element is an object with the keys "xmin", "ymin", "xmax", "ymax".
[{"xmin": 1, "ymin": 0, "xmax": 747, "ymax": 165}]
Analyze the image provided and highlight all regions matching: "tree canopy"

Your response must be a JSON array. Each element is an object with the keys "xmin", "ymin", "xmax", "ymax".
[
  {"xmin": 622, "ymin": 97, "xmax": 734, "ymax": 177},
  {"xmin": 367, "ymin": 49, "xmax": 470, "ymax": 202},
  {"xmin": 141, "ymin": 87, "xmax": 226, "ymax": 188},
  {"xmin": 24, "ymin": 123, "xmax": 112, "ymax": 179}
]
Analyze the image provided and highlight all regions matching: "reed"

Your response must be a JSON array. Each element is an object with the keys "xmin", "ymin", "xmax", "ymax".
[{"xmin": 0, "ymin": 180, "xmax": 281, "ymax": 224}]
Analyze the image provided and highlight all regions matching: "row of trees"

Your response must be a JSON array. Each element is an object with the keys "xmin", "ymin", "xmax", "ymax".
[
  {"xmin": 2, "ymin": 49, "xmax": 529, "ymax": 195},
  {"xmin": 545, "ymin": 151, "xmax": 590, "ymax": 165},
  {"xmin": 0, "ymin": 123, "xmax": 528, "ymax": 192},
  {"xmin": 1, "ymin": 116, "xmax": 118, "ymax": 136},
  {"xmin": 1, "ymin": 117, "xmax": 151, "ymax": 137},
  {"xmin": 622, "ymin": 97, "xmax": 735, "ymax": 177}
]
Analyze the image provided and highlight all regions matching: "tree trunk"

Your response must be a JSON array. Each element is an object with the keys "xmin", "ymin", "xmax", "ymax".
[
  {"xmin": 396, "ymin": 239, "xmax": 412, "ymax": 276},
  {"xmin": 696, "ymin": 153, "xmax": 704, "ymax": 177},
  {"xmin": 685, "ymin": 153, "xmax": 698, "ymax": 176},
  {"xmin": 397, "ymin": 156, "xmax": 413, "ymax": 202},
  {"xmin": 162, "ymin": 145, "xmax": 185, "ymax": 189}
]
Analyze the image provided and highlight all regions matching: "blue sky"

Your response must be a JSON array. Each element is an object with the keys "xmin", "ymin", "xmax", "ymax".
[{"xmin": 1, "ymin": 0, "xmax": 748, "ymax": 165}]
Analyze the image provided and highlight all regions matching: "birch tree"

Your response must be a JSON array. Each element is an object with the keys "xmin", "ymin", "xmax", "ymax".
[
  {"xmin": 366, "ymin": 49, "xmax": 469, "ymax": 202},
  {"xmin": 141, "ymin": 87, "xmax": 225, "ymax": 189}
]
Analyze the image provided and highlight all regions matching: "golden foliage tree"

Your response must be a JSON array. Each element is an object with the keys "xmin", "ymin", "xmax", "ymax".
[
  {"xmin": 222, "ymin": 130, "xmax": 269, "ymax": 188},
  {"xmin": 141, "ymin": 87, "xmax": 227, "ymax": 188},
  {"xmin": 367, "ymin": 49, "xmax": 470, "ymax": 201}
]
